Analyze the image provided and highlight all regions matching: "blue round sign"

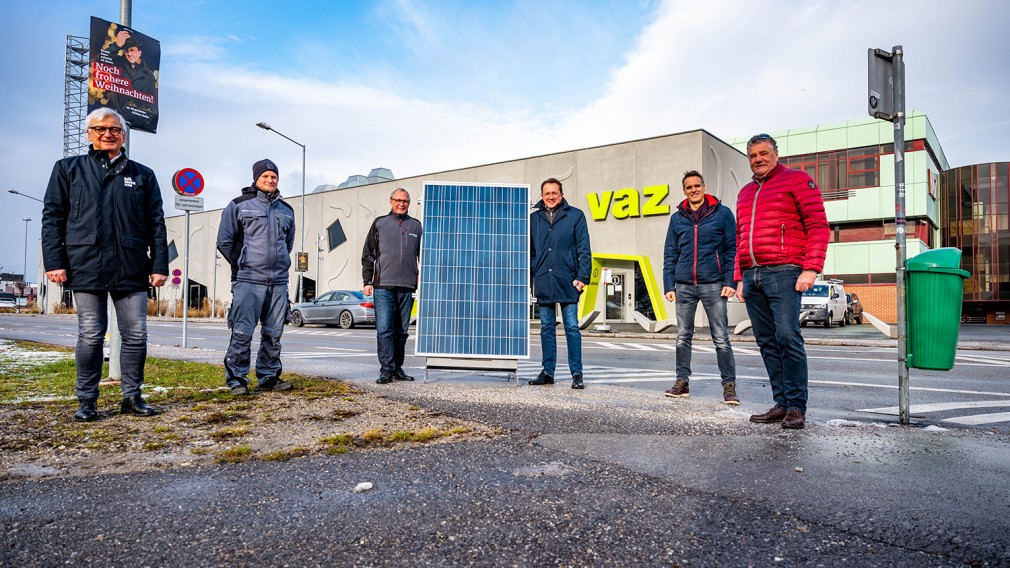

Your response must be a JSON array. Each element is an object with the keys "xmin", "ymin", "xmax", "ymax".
[{"xmin": 172, "ymin": 168, "xmax": 204, "ymax": 196}]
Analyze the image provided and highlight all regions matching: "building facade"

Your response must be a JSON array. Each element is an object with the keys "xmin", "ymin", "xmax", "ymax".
[
  {"xmin": 940, "ymin": 162, "xmax": 1010, "ymax": 323},
  {"xmin": 39, "ymin": 129, "xmax": 748, "ymax": 328}
]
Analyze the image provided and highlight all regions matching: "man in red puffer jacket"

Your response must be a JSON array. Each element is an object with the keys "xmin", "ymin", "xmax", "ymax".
[{"xmin": 734, "ymin": 134, "xmax": 829, "ymax": 430}]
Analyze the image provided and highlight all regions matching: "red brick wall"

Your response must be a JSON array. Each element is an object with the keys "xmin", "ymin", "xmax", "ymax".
[{"xmin": 846, "ymin": 283, "xmax": 897, "ymax": 323}]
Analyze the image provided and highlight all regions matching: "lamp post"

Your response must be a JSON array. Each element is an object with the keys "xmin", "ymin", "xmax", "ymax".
[
  {"xmin": 8, "ymin": 189, "xmax": 44, "ymax": 203},
  {"xmin": 21, "ymin": 217, "xmax": 31, "ymax": 311},
  {"xmin": 9, "ymin": 191, "xmax": 44, "ymax": 314},
  {"xmin": 256, "ymin": 121, "xmax": 306, "ymax": 302}
]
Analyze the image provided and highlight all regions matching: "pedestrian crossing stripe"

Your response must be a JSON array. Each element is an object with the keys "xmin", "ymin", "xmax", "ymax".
[
  {"xmin": 858, "ymin": 400, "xmax": 1010, "ymax": 426},
  {"xmin": 284, "ymin": 329, "xmax": 350, "ymax": 337}
]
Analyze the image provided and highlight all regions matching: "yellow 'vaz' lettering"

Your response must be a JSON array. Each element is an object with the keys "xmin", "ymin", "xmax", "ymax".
[{"xmin": 586, "ymin": 184, "xmax": 670, "ymax": 221}]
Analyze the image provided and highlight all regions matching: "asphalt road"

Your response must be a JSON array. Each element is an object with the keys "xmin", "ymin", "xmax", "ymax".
[
  {"xmin": 2, "ymin": 313, "xmax": 1010, "ymax": 566},
  {"xmin": 3, "ymin": 314, "xmax": 1009, "ymax": 433}
]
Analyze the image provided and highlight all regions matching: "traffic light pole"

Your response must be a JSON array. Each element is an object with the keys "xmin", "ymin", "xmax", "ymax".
[{"xmin": 892, "ymin": 47, "xmax": 908, "ymax": 425}]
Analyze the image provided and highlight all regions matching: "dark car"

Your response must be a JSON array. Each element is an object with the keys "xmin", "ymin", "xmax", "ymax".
[
  {"xmin": 290, "ymin": 290, "xmax": 375, "ymax": 329},
  {"xmin": 846, "ymin": 292, "xmax": 864, "ymax": 325}
]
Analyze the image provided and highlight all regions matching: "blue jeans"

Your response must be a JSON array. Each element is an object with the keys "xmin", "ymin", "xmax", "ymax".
[
  {"xmin": 675, "ymin": 282, "xmax": 736, "ymax": 385},
  {"xmin": 742, "ymin": 265, "xmax": 808, "ymax": 413},
  {"xmin": 225, "ymin": 282, "xmax": 288, "ymax": 387},
  {"xmin": 374, "ymin": 287, "xmax": 414, "ymax": 377},
  {"xmin": 539, "ymin": 302, "xmax": 583, "ymax": 377},
  {"xmin": 73, "ymin": 290, "xmax": 149, "ymax": 401}
]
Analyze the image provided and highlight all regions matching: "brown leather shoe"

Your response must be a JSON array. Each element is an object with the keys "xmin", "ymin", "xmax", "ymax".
[
  {"xmin": 782, "ymin": 409, "xmax": 806, "ymax": 429},
  {"xmin": 749, "ymin": 406, "xmax": 787, "ymax": 423}
]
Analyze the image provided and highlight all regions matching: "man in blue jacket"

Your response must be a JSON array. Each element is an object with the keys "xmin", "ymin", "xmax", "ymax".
[
  {"xmin": 217, "ymin": 159, "xmax": 296, "ymax": 395},
  {"xmin": 529, "ymin": 178, "xmax": 592, "ymax": 389},
  {"xmin": 42, "ymin": 107, "xmax": 169, "ymax": 421},
  {"xmin": 662, "ymin": 170, "xmax": 739, "ymax": 404}
]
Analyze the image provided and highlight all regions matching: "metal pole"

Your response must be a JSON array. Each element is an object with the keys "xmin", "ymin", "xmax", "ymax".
[
  {"xmin": 212, "ymin": 252, "xmax": 219, "ymax": 318},
  {"xmin": 300, "ymin": 144, "xmax": 306, "ymax": 303},
  {"xmin": 316, "ymin": 233, "xmax": 322, "ymax": 296},
  {"xmin": 120, "ymin": 0, "xmax": 132, "ymax": 26},
  {"xmin": 182, "ymin": 210, "xmax": 190, "ymax": 347},
  {"xmin": 892, "ymin": 45, "xmax": 909, "ymax": 425},
  {"xmin": 109, "ymin": 0, "xmax": 133, "ymax": 383},
  {"xmin": 22, "ymin": 218, "xmax": 30, "ymax": 312}
]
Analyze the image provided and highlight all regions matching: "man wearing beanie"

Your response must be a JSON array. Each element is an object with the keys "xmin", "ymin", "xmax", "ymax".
[{"xmin": 216, "ymin": 159, "xmax": 296, "ymax": 395}]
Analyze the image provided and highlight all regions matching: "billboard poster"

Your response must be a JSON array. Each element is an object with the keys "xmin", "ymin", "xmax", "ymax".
[{"xmin": 88, "ymin": 16, "xmax": 160, "ymax": 134}]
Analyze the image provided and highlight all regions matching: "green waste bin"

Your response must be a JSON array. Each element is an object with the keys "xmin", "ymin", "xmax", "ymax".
[{"xmin": 905, "ymin": 248, "xmax": 970, "ymax": 370}]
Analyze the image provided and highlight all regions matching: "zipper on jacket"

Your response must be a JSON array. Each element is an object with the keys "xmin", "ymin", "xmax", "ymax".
[
  {"xmin": 748, "ymin": 180, "xmax": 764, "ymax": 267},
  {"xmin": 780, "ymin": 224, "xmax": 786, "ymax": 251},
  {"xmin": 692, "ymin": 224, "xmax": 699, "ymax": 284}
]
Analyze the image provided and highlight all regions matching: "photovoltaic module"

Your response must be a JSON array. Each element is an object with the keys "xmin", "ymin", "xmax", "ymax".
[{"xmin": 416, "ymin": 182, "xmax": 530, "ymax": 360}]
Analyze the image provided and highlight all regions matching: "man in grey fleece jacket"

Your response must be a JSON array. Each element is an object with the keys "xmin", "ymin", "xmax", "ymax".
[{"xmin": 362, "ymin": 188, "xmax": 423, "ymax": 384}]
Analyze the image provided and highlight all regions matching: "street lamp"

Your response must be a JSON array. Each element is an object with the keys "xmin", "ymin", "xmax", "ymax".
[
  {"xmin": 8, "ymin": 189, "xmax": 44, "ymax": 203},
  {"xmin": 21, "ymin": 217, "xmax": 31, "ymax": 310},
  {"xmin": 256, "ymin": 121, "xmax": 307, "ymax": 302}
]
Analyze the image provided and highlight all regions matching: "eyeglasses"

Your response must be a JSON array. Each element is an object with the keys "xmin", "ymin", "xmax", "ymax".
[
  {"xmin": 748, "ymin": 133, "xmax": 773, "ymax": 145},
  {"xmin": 88, "ymin": 126, "xmax": 124, "ymax": 136},
  {"xmin": 391, "ymin": 199, "xmax": 410, "ymax": 204}
]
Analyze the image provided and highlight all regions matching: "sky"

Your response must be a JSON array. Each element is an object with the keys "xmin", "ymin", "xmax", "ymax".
[{"xmin": 1, "ymin": 0, "xmax": 1008, "ymax": 284}]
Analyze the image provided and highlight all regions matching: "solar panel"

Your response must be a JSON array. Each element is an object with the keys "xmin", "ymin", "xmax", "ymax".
[{"xmin": 416, "ymin": 182, "xmax": 530, "ymax": 362}]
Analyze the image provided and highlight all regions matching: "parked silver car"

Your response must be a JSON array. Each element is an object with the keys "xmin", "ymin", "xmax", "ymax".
[{"xmin": 290, "ymin": 290, "xmax": 375, "ymax": 329}]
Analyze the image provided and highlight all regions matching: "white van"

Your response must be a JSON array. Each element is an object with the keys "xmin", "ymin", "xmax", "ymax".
[{"xmin": 800, "ymin": 280, "xmax": 847, "ymax": 328}]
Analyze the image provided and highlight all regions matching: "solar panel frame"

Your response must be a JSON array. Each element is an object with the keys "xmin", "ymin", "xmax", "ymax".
[{"xmin": 416, "ymin": 182, "xmax": 531, "ymax": 361}]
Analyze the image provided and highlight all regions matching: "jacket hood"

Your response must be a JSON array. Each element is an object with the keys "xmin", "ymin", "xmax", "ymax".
[{"xmin": 676, "ymin": 193, "xmax": 720, "ymax": 216}]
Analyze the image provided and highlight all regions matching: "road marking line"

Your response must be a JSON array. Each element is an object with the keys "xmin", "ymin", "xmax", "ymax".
[
  {"xmin": 589, "ymin": 342, "xmax": 629, "ymax": 350},
  {"xmin": 942, "ymin": 412, "xmax": 1010, "ymax": 425},
  {"xmin": 646, "ymin": 343, "xmax": 677, "ymax": 351},
  {"xmin": 955, "ymin": 354, "xmax": 1010, "ymax": 366},
  {"xmin": 623, "ymin": 343, "xmax": 660, "ymax": 351},
  {"xmin": 858, "ymin": 400, "xmax": 1010, "ymax": 414}
]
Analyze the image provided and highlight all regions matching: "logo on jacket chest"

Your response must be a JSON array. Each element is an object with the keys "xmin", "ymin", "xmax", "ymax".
[
  {"xmin": 586, "ymin": 185, "xmax": 671, "ymax": 221},
  {"xmin": 124, "ymin": 177, "xmax": 136, "ymax": 187}
]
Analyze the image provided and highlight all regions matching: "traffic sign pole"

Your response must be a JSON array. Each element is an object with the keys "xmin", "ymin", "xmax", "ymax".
[
  {"xmin": 182, "ymin": 210, "xmax": 190, "ymax": 348},
  {"xmin": 171, "ymin": 167, "xmax": 205, "ymax": 349}
]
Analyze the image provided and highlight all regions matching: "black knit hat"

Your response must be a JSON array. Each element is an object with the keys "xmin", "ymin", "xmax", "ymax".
[{"xmin": 252, "ymin": 159, "xmax": 278, "ymax": 182}]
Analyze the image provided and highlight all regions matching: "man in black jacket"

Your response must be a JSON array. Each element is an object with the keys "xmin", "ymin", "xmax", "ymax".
[
  {"xmin": 42, "ymin": 108, "xmax": 169, "ymax": 421},
  {"xmin": 362, "ymin": 188, "xmax": 422, "ymax": 384}
]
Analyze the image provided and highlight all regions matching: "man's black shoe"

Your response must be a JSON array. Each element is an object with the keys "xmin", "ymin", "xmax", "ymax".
[
  {"xmin": 571, "ymin": 375, "xmax": 585, "ymax": 389},
  {"xmin": 393, "ymin": 369, "xmax": 415, "ymax": 381},
  {"xmin": 257, "ymin": 379, "xmax": 293, "ymax": 392},
  {"xmin": 376, "ymin": 374, "xmax": 394, "ymax": 384},
  {"xmin": 528, "ymin": 371, "xmax": 554, "ymax": 386},
  {"xmin": 74, "ymin": 399, "xmax": 99, "ymax": 422},
  {"xmin": 120, "ymin": 394, "xmax": 158, "ymax": 417},
  {"xmin": 230, "ymin": 385, "xmax": 250, "ymax": 396}
]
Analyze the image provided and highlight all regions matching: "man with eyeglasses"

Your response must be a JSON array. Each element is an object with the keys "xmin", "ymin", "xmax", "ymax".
[
  {"xmin": 528, "ymin": 177, "xmax": 592, "ymax": 390},
  {"xmin": 734, "ymin": 134, "xmax": 828, "ymax": 429},
  {"xmin": 217, "ymin": 159, "xmax": 296, "ymax": 395},
  {"xmin": 362, "ymin": 188, "xmax": 423, "ymax": 384},
  {"xmin": 42, "ymin": 107, "xmax": 169, "ymax": 422}
]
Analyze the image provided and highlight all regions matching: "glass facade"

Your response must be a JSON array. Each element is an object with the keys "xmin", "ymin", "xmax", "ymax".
[{"xmin": 939, "ymin": 162, "xmax": 1010, "ymax": 323}]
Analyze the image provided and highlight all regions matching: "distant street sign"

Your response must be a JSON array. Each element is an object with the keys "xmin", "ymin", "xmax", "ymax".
[
  {"xmin": 172, "ymin": 268, "xmax": 182, "ymax": 277},
  {"xmin": 175, "ymin": 194, "xmax": 204, "ymax": 212},
  {"xmin": 171, "ymin": 276, "xmax": 182, "ymax": 286},
  {"xmin": 172, "ymin": 168, "xmax": 205, "ymax": 196}
]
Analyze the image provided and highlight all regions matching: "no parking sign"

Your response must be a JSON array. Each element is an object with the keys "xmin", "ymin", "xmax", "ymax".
[{"xmin": 172, "ymin": 168, "xmax": 204, "ymax": 196}]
